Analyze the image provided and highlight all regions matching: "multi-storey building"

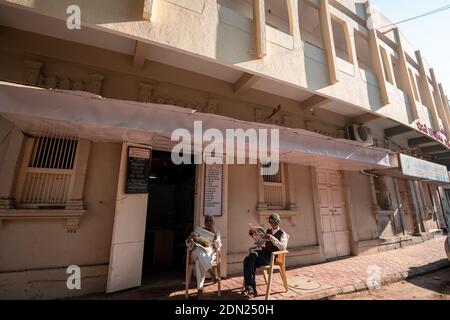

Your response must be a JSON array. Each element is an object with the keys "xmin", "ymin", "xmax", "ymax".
[{"xmin": 0, "ymin": 0, "xmax": 449, "ymax": 299}]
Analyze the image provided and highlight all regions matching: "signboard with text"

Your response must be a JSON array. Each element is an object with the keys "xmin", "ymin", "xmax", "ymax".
[
  {"xmin": 125, "ymin": 147, "xmax": 152, "ymax": 194},
  {"xmin": 399, "ymin": 153, "xmax": 450, "ymax": 183},
  {"xmin": 203, "ymin": 159, "xmax": 223, "ymax": 217}
]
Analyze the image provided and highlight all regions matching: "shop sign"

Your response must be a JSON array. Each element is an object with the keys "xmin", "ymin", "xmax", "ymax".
[
  {"xmin": 399, "ymin": 153, "xmax": 450, "ymax": 183},
  {"xmin": 416, "ymin": 121, "xmax": 450, "ymax": 148},
  {"xmin": 125, "ymin": 147, "xmax": 152, "ymax": 194}
]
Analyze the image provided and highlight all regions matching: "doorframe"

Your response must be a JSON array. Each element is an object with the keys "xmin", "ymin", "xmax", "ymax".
[{"xmin": 342, "ymin": 171, "xmax": 359, "ymax": 256}]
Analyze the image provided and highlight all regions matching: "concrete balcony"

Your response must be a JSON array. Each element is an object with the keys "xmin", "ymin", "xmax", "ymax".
[{"xmin": 0, "ymin": 0, "xmax": 449, "ymax": 156}]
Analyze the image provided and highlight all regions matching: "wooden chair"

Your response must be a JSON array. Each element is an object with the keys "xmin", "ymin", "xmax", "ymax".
[
  {"xmin": 244, "ymin": 247, "xmax": 289, "ymax": 300},
  {"xmin": 185, "ymin": 246, "xmax": 221, "ymax": 299}
]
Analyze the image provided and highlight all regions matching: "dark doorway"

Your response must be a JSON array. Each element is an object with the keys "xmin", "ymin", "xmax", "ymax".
[{"xmin": 142, "ymin": 150, "xmax": 196, "ymax": 286}]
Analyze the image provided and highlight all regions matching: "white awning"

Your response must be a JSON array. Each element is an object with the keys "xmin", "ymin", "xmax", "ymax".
[{"xmin": 0, "ymin": 81, "xmax": 395, "ymax": 171}]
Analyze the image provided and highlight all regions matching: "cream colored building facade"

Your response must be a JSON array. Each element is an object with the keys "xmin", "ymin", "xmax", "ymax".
[{"xmin": 0, "ymin": 0, "xmax": 449, "ymax": 299}]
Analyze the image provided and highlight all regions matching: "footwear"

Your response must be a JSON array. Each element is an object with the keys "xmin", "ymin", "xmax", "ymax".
[
  {"xmin": 212, "ymin": 276, "xmax": 220, "ymax": 284},
  {"xmin": 209, "ymin": 269, "xmax": 219, "ymax": 283},
  {"xmin": 247, "ymin": 286, "xmax": 256, "ymax": 299},
  {"xmin": 195, "ymin": 289, "xmax": 203, "ymax": 300},
  {"xmin": 241, "ymin": 286, "xmax": 255, "ymax": 298}
]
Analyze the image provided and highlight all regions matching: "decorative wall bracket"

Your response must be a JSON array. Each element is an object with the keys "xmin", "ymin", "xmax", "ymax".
[{"xmin": 24, "ymin": 60, "xmax": 104, "ymax": 95}]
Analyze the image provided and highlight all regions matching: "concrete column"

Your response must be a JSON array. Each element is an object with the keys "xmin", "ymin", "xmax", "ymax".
[
  {"xmin": 319, "ymin": 0, "xmax": 338, "ymax": 84},
  {"xmin": 252, "ymin": 0, "xmax": 267, "ymax": 59},
  {"xmin": 438, "ymin": 83, "xmax": 450, "ymax": 135},
  {"xmin": 415, "ymin": 51, "xmax": 440, "ymax": 130},
  {"xmin": 429, "ymin": 69, "xmax": 450, "ymax": 138},
  {"xmin": 310, "ymin": 167, "xmax": 326, "ymax": 259},
  {"xmin": 365, "ymin": 3, "xmax": 390, "ymax": 106},
  {"xmin": 143, "ymin": 0, "xmax": 154, "ymax": 20},
  {"xmin": 0, "ymin": 127, "xmax": 24, "ymax": 209},
  {"xmin": 393, "ymin": 28, "xmax": 419, "ymax": 121}
]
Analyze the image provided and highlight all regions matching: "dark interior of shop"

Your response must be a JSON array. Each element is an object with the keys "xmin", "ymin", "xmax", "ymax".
[{"xmin": 142, "ymin": 150, "xmax": 196, "ymax": 286}]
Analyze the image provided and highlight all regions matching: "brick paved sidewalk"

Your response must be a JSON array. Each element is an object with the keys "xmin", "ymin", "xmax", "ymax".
[{"xmin": 83, "ymin": 236, "xmax": 449, "ymax": 300}]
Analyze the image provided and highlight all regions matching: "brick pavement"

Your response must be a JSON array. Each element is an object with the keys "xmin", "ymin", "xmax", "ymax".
[{"xmin": 82, "ymin": 236, "xmax": 449, "ymax": 300}]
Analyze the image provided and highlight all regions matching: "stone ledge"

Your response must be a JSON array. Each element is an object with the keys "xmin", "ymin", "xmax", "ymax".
[{"xmin": 0, "ymin": 209, "xmax": 86, "ymax": 232}]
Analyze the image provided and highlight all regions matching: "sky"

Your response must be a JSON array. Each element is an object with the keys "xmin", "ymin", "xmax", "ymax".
[{"xmin": 371, "ymin": 0, "xmax": 450, "ymax": 97}]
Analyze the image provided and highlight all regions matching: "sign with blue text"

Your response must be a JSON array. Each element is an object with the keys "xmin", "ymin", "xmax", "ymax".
[{"xmin": 399, "ymin": 154, "xmax": 449, "ymax": 183}]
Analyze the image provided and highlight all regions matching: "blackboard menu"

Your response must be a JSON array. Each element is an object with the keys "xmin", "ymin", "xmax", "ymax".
[{"xmin": 125, "ymin": 147, "xmax": 151, "ymax": 194}]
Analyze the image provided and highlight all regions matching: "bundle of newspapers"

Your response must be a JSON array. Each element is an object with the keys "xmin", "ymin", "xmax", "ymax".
[{"xmin": 193, "ymin": 226, "xmax": 216, "ymax": 249}]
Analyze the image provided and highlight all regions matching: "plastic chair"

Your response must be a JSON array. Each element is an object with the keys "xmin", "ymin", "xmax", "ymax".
[{"xmin": 185, "ymin": 246, "xmax": 221, "ymax": 299}]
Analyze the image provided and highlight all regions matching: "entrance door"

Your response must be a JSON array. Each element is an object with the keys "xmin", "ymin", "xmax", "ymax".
[
  {"xmin": 396, "ymin": 179, "xmax": 417, "ymax": 235},
  {"xmin": 317, "ymin": 169, "xmax": 350, "ymax": 260},
  {"xmin": 141, "ymin": 151, "xmax": 196, "ymax": 285},
  {"xmin": 107, "ymin": 143, "xmax": 151, "ymax": 293}
]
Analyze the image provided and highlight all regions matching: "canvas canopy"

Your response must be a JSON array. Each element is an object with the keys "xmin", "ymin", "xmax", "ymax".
[{"xmin": 0, "ymin": 81, "xmax": 394, "ymax": 171}]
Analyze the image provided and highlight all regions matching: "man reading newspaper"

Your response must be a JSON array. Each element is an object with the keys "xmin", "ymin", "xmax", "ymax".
[
  {"xmin": 186, "ymin": 215, "xmax": 222, "ymax": 299},
  {"xmin": 242, "ymin": 213, "xmax": 288, "ymax": 298}
]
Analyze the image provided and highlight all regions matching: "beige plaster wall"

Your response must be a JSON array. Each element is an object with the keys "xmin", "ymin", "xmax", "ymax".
[
  {"xmin": 226, "ymin": 163, "xmax": 323, "ymax": 274},
  {"xmin": 0, "ymin": 142, "xmax": 121, "ymax": 298}
]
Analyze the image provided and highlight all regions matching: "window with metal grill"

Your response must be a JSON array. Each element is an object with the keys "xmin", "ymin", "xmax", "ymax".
[
  {"xmin": 261, "ymin": 163, "xmax": 286, "ymax": 209},
  {"xmin": 16, "ymin": 136, "xmax": 79, "ymax": 208}
]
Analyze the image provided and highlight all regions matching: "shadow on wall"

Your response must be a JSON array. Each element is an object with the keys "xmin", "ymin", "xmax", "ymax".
[
  {"xmin": 33, "ymin": 0, "xmax": 146, "ymax": 24},
  {"xmin": 215, "ymin": 2, "xmax": 260, "ymax": 65}
]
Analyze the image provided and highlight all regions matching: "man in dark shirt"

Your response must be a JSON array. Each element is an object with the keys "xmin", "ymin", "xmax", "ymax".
[{"xmin": 242, "ymin": 213, "xmax": 288, "ymax": 298}]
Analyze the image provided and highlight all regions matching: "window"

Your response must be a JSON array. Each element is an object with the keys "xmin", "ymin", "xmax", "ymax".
[
  {"xmin": 299, "ymin": 2, "xmax": 324, "ymax": 50},
  {"xmin": 260, "ymin": 163, "xmax": 287, "ymax": 210},
  {"xmin": 380, "ymin": 46, "xmax": 393, "ymax": 84},
  {"xmin": 391, "ymin": 56, "xmax": 403, "ymax": 91},
  {"xmin": 354, "ymin": 31, "xmax": 373, "ymax": 72},
  {"xmin": 217, "ymin": 0, "xmax": 254, "ymax": 19},
  {"xmin": 15, "ymin": 136, "xmax": 79, "ymax": 208},
  {"xmin": 264, "ymin": 0, "xmax": 291, "ymax": 35},
  {"xmin": 331, "ymin": 17, "xmax": 352, "ymax": 63},
  {"xmin": 409, "ymin": 69, "xmax": 420, "ymax": 101}
]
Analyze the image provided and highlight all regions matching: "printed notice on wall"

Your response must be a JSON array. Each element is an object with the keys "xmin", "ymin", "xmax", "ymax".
[{"xmin": 203, "ymin": 159, "xmax": 223, "ymax": 217}]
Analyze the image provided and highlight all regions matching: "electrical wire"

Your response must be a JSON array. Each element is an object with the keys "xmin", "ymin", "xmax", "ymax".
[{"xmin": 380, "ymin": 3, "xmax": 450, "ymax": 28}]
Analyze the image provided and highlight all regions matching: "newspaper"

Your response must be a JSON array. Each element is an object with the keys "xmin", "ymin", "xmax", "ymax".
[
  {"xmin": 249, "ymin": 223, "xmax": 267, "ymax": 244},
  {"xmin": 192, "ymin": 226, "xmax": 216, "ymax": 249}
]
